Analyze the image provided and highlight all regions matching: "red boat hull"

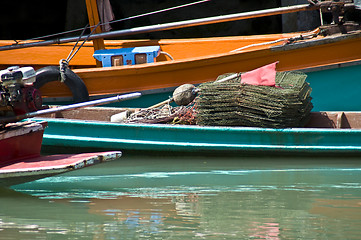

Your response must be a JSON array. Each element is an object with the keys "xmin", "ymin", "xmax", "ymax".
[
  {"xmin": 0, "ymin": 121, "xmax": 47, "ymax": 165},
  {"xmin": 0, "ymin": 151, "xmax": 122, "ymax": 187},
  {"xmin": 0, "ymin": 121, "xmax": 122, "ymax": 187}
]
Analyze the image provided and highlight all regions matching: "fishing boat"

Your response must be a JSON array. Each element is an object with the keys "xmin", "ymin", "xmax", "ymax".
[
  {"xmin": 19, "ymin": 58, "xmax": 361, "ymax": 156},
  {"xmin": 0, "ymin": 91, "xmax": 139, "ymax": 188},
  {"xmin": 30, "ymin": 106, "xmax": 361, "ymax": 156},
  {"xmin": 0, "ymin": 67, "xmax": 142, "ymax": 187},
  {"xmin": 0, "ymin": 1, "xmax": 360, "ymax": 109},
  {"xmin": 0, "ymin": 120, "xmax": 122, "ymax": 187}
]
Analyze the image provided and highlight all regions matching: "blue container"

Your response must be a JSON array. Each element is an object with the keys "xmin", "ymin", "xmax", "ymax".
[{"xmin": 93, "ymin": 46, "xmax": 161, "ymax": 67}]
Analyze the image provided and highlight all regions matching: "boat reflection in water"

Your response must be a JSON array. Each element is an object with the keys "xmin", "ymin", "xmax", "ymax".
[{"xmin": 1, "ymin": 156, "xmax": 361, "ymax": 239}]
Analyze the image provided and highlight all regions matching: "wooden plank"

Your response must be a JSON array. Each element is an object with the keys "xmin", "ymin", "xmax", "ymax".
[
  {"xmin": 0, "ymin": 151, "xmax": 121, "ymax": 187},
  {"xmin": 85, "ymin": 0, "xmax": 105, "ymax": 67},
  {"xmin": 39, "ymin": 107, "xmax": 361, "ymax": 129},
  {"xmin": 0, "ymin": 151, "xmax": 121, "ymax": 173}
]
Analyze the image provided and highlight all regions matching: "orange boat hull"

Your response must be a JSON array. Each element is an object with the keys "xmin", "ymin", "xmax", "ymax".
[{"xmin": 1, "ymin": 30, "xmax": 361, "ymax": 99}]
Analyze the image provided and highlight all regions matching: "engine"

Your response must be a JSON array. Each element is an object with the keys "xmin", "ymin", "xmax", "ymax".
[{"xmin": 0, "ymin": 66, "xmax": 43, "ymax": 117}]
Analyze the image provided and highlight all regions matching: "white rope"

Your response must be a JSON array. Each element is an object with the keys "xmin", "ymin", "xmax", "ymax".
[
  {"xmin": 160, "ymin": 51, "xmax": 174, "ymax": 60},
  {"xmin": 230, "ymin": 38, "xmax": 287, "ymax": 53},
  {"xmin": 230, "ymin": 28, "xmax": 321, "ymax": 53}
]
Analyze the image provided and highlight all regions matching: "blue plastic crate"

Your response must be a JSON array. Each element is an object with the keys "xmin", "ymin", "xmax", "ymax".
[{"xmin": 93, "ymin": 46, "xmax": 161, "ymax": 67}]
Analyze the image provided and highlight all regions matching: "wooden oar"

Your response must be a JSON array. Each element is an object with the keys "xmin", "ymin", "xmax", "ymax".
[
  {"xmin": 0, "ymin": 3, "xmax": 325, "ymax": 52},
  {"xmin": 0, "ymin": 92, "xmax": 141, "ymax": 125}
]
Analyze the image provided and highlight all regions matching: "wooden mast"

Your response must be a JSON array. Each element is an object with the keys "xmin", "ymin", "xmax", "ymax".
[{"xmin": 85, "ymin": 0, "xmax": 105, "ymax": 67}]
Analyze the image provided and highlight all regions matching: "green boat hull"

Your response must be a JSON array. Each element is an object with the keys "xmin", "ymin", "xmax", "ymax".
[
  {"xmin": 108, "ymin": 63, "xmax": 361, "ymax": 111},
  {"xmin": 35, "ymin": 118, "xmax": 361, "ymax": 155},
  {"xmin": 47, "ymin": 62, "xmax": 361, "ymax": 111},
  {"xmin": 35, "ymin": 62, "xmax": 361, "ymax": 155},
  {"xmin": 306, "ymin": 63, "xmax": 361, "ymax": 111}
]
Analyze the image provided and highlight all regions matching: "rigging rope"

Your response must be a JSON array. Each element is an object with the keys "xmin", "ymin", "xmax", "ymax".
[
  {"xmin": 59, "ymin": 22, "xmax": 101, "ymax": 82},
  {"xmin": 15, "ymin": 0, "xmax": 210, "ymax": 44},
  {"xmin": 230, "ymin": 28, "xmax": 321, "ymax": 53},
  {"xmin": 65, "ymin": 24, "xmax": 90, "ymax": 63}
]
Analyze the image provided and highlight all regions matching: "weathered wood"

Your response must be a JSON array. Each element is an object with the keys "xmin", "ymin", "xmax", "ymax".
[
  {"xmin": 45, "ymin": 107, "xmax": 126, "ymax": 122},
  {"xmin": 0, "ymin": 151, "xmax": 121, "ymax": 187},
  {"xmin": 42, "ymin": 107, "xmax": 361, "ymax": 129},
  {"xmin": 336, "ymin": 112, "xmax": 344, "ymax": 129},
  {"xmin": 0, "ymin": 93, "xmax": 141, "ymax": 125}
]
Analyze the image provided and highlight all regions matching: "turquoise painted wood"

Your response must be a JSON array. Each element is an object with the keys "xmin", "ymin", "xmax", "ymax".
[
  {"xmin": 35, "ymin": 118, "xmax": 361, "ymax": 154},
  {"xmin": 44, "ymin": 62, "xmax": 361, "ymax": 110},
  {"xmin": 101, "ymin": 63, "xmax": 361, "ymax": 110},
  {"xmin": 306, "ymin": 63, "xmax": 361, "ymax": 111}
]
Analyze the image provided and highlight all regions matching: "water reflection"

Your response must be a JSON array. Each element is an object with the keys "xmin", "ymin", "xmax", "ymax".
[
  {"xmin": 310, "ymin": 198, "xmax": 361, "ymax": 220},
  {"xmin": 1, "ymin": 156, "xmax": 361, "ymax": 239},
  {"xmin": 249, "ymin": 220, "xmax": 280, "ymax": 240}
]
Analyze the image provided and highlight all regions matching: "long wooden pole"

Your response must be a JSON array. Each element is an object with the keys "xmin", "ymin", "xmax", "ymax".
[
  {"xmin": 0, "ymin": 4, "xmax": 321, "ymax": 52},
  {"xmin": 85, "ymin": 0, "xmax": 104, "ymax": 67}
]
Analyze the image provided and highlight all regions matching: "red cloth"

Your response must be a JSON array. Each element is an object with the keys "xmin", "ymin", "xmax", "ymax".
[{"xmin": 241, "ymin": 61, "xmax": 278, "ymax": 86}]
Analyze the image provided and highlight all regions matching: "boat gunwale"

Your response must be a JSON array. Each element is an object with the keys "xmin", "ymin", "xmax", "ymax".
[
  {"xmin": 0, "ymin": 121, "xmax": 45, "ymax": 141},
  {"xmin": 0, "ymin": 32, "xmax": 303, "ymax": 48},
  {"xmin": 33, "ymin": 110, "xmax": 361, "ymax": 154},
  {"xmin": 42, "ymin": 133, "xmax": 361, "ymax": 153},
  {"xmin": 271, "ymin": 30, "xmax": 361, "ymax": 52},
  {"xmin": 73, "ymin": 30, "xmax": 361, "ymax": 76},
  {"xmin": 32, "ymin": 116, "xmax": 361, "ymax": 133},
  {"xmin": 41, "ymin": 58, "xmax": 361, "ymax": 103}
]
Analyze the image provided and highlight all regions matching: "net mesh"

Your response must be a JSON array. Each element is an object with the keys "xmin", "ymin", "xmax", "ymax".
[
  {"xmin": 124, "ymin": 71, "xmax": 312, "ymax": 128},
  {"xmin": 195, "ymin": 71, "xmax": 313, "ymax": 128},
  {"xmin": 125, "ymin": 105, "xmax": 197, "ymax": 125}
]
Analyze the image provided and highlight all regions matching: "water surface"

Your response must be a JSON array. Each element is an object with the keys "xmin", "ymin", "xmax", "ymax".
[{"xmin": 1, "ymin": 156, "xmax": 361, "ymax": 239}]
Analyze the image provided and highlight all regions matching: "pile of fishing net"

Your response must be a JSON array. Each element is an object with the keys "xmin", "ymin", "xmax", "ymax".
[
  {"xmin": 121, "ymin": 62, "xmax": 313, "ymax": 128},
  {"xmin": 196, "ymin": 71, "xmax": 313, "ymax": 128},
  {"xmin": 124, "ymin": 105, "xmax": 197, "ymax": 125}
]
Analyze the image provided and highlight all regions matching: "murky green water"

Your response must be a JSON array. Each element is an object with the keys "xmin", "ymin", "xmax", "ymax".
[{"xmin": 1, "ymin": 156, "xmax": 361, "ymax": 239}]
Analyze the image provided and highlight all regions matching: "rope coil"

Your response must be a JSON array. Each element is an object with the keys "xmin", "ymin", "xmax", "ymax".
[{"xmin": 59, "ymin": 59, "xmax": 69, "ymax": 83}]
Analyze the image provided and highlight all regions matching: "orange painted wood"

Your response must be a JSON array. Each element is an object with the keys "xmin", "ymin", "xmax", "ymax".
[
  {"xmin": 0, "ymin": 33, "xmax": 297, "ymax": 69},
  {"xmin": 0, "ymin": 31, "xmax": 360, "ymax": 99},
  {"xmin": 85, "ymin": 0, "xmax": 104, "ymax": 67}
]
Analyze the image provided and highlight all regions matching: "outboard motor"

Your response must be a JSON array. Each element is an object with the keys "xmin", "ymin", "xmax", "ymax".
[{"xmin": 0, "ymin": 66, "xmax": 43, "ymax": 117}]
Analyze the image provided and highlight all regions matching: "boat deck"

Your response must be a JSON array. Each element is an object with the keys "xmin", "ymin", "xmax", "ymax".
[{"xmin": 42, "ymin": 107, "xmax": 361, "ymax": 129}]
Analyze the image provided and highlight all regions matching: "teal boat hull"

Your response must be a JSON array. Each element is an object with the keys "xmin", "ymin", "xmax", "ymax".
[
  {"xmin": 306, "ymin": 63, "xmax": 361, "ymax": 111},
  {"xmin": 108, "ymin": 63, "xmax": 361, "ymax": 112},
  {"xmin": 36, "ymin": 62, "xmax": 361, "ymax": 155},
  {"xmin": 109, "ymin": 63, "xmax": 361, "ymax": 111},
  {"xmin": 44, "ymin": 62, "xmax": 361, "ymax": 111},
  {"xmin": 35, "ymin": 118, "xmax": 361, "ymax": 155}
]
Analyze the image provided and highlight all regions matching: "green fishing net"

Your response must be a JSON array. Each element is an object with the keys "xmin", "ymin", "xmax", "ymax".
[{"xmin": 196, "ymin": 71, "xmax": 313, "ymax": 128}]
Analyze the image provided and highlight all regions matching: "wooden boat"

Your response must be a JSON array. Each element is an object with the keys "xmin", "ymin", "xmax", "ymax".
[
  {"xmin": 1, "ymin": 29, "xmax": 360, "ymax": 106},
  {"xmin": 0, "ymin": 120, "xmax": 122, "ymax": 187},
  {"xmin": 0, "ymin": 2, "xmax": 360, "ymax": 108},
  {"xmin": 31, "ymin": 107, "xmax": 361, "ymax": 156}
]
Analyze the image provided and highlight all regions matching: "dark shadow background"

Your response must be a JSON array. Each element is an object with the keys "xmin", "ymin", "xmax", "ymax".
[
  {"xmin": 0, "ymin": 0, "xmax": 297, "ymax": 40},
  {"xmin": 0, "ymin": 0, "xmax": 359, "ymax": 40}
]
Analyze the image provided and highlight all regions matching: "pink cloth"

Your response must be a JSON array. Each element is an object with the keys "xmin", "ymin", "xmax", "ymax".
[{"xmin": 241, "ymin": 61, "xmax": 279, "ymax": 86}]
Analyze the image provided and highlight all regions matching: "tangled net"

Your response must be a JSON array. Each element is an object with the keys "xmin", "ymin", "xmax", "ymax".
[
  {"xmin": 196, "ymin": 71, "xmax": 313, "ymax": 128},
  {"xmin": 125, "ymin": 104, "xmax": 197, "ymax": 125},
  {"xmin": 124, "ymin": 71, "xmax": 312, "ymax": 128}
]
